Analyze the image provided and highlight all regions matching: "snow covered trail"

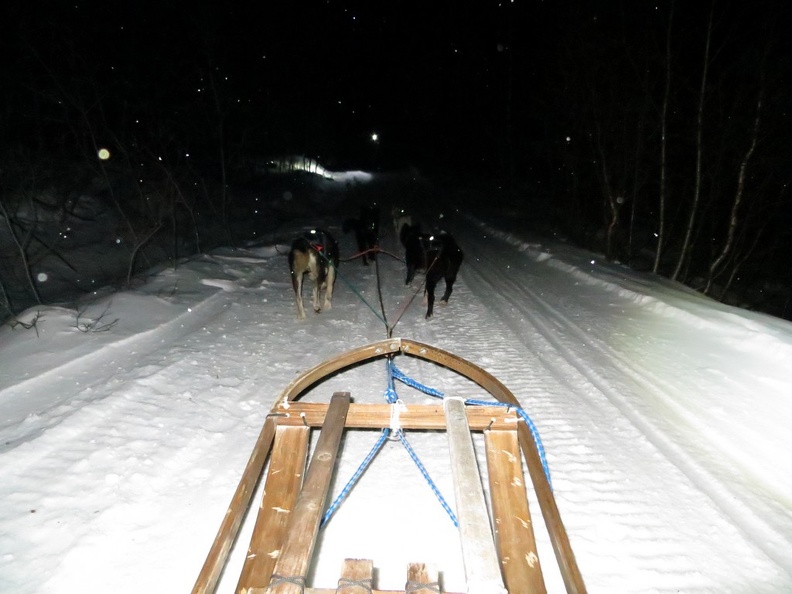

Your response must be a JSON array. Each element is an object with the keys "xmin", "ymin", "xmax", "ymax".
[
  {"xmin": 452, "ymin": 214, "xmax": 792, "ymax": 573},
  {"xmin": 443, "ymin": 215, "xmax": 792, "ymax": 591},
  {"xmin": 1, "ymin": 211, "xmax": 791, "ymax": 593}
]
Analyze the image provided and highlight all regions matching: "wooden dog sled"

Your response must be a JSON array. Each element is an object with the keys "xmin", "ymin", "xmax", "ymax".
[{"xmin": 191, "ymin": 338, "xmax": 587, "ymax": 594}]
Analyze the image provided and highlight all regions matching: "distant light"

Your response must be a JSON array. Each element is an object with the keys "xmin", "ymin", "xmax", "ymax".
[
  {"xmin": 98, "ymin": 148, "xmax": 111, "ymax": 160},
  {"xmin": 371, "ymin": 133, "xmax": 379, "ymax": 142},
  {"xmin": 37, "ymin": 272, "xmax": 48, "ymax": 282}
]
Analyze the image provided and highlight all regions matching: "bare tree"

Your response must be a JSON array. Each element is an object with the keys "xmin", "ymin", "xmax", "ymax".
[
  {"xmin": 0, "ymin": 199, "xmax": 41, "ymax": 306},
  {"xmin": 672, "ymin": 5, "xmax": 713, "ymax": 280},
  {"xmin": 704, "ymin": 87, "xmax": 762, "ymax": 294},
  {"xmin": 654, "ymin": 0, "xmax": 675, "ymax": 273}
]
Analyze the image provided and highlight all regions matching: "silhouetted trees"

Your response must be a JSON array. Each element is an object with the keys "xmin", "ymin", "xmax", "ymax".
[{"xmin": 535, "ymin": 1, "xmax": 792, "ymax": 312}]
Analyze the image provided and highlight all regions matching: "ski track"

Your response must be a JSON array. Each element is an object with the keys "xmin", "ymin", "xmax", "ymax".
[
  {"xmin": 450, "ymin": 215, "xmax": 791, "ymax": 591},
  {"xmin": 2, "ymin": 214, "xmax": 791, "ymax": 593}
]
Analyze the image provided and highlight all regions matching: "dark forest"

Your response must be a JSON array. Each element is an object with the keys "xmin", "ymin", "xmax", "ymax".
[{"xmin": 2, "ymin": 1, "xmax": 792, "ymax": 321}]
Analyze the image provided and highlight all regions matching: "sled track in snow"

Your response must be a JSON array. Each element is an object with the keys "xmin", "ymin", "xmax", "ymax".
[{"xmin": 458, "ymin": 218, "xmax": 792, "ymax": 579}]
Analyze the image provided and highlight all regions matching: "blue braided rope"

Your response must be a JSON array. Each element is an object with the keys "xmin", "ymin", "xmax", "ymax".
[
  {"xmin": 388, "ymin": 359, "xmax": 457, "ymax": 526},
  {"xmin": 395, "ymin": 429, "xmax": 458, "ymax": 527},
  {"xmin": 391, "ymin": 364, "xmax": 445, "ymax": 398},
  {"xmin": 321, "ymin": 428, "xmax": 390, "ymax": 528},
  {"xmin": 390, "ymin": 363, "xmax": 553, "ymax": 490},
  {"xmin": 385, "ymin": 358, "xmax": 399, "ymax": 403},
  {"xmin": 465, "ymin": 398, "xmax": 553, "ymax": 490}
]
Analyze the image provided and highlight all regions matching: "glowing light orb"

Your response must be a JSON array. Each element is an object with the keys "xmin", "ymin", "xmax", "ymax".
[
  {"xmin": 37, "ymin": 272, "xmax": 48, "ymax": 282},
  {"xmin": 98, "ymin": 148, "xmax": 111, "ymax": 160}
]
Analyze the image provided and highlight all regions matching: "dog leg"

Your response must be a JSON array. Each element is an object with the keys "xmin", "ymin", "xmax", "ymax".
[
  {"xmin": 440, "ymin": 277, "xmax": 454, "ymax": 304},
  {"xmin": 323, "ymin": 266, "xmax": 336, "ymax": 311},
  {"xmin": 425, "ymin": 277, "xmax": 438, "ymax": 319},
  {"xmin": 312, "ymin": 281, "xmax": 321, "ymax": 313},
  {"xmin": 292, "ymin": 271, "xmax": 306, "ymax": 319},
  {"xmin": 405, "ymin": 265, "xmax": 416, "ymax": 286}
]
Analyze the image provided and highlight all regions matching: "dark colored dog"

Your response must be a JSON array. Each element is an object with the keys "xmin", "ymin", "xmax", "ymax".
[
  {"xmin": 400, "ymin": 223, "xmax": 464, "ymax": 318},
  {"xmin": 342, "ymin": 204, "xmax": 380, "ymax": 265},
  {"xmin": 288, "ymin": 228, "xmax": 340, "ymax": 319},
  {"xmin": 391, "ymin": 206, "xmax": 413, "ymax": 237}
]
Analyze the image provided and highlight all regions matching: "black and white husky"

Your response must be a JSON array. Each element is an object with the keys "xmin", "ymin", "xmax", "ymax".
[
  {"xmin": 400, "ymin": 223, "xmax": 464, "ymax": 319},
  {"xmin": 288, "ymin": 228, "xmax": 339, "ymax": 319}
]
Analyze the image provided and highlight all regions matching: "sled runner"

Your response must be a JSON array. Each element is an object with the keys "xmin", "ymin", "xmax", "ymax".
[{"xmin": 191, "ymin": 338, "xmax": 586, "ymax": 594}]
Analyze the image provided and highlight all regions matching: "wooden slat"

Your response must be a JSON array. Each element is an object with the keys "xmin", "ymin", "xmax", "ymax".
[
  {"xmin": 192, "ymin": 417, "xmax": 279, "ymax": 594},
  {"xmin": 271, "ymin": 402, "xmax": 518, "ymax": 430},
  {"xmin": 485, "ymin": 429, "xmax": 546, "ymax": 594},
  {"xmin": 443, "ymin": 398, "xmax": 507, "ymax": 594},
  {"xmin": 405, "ymin": 563, "xmax": 440, "ymax": 594},
  {"xmin": 266, "ymin": 392, "xmax": 351, "ymax": 594},
  {"xmin": 236, "ymin": 426, "xmax": 310, "ymax": 593},
  {"xmin": 336, "ymin": 558, "xmax": 374, "ymax": 593}
]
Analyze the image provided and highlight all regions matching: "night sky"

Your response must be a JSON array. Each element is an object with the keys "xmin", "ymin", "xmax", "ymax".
[
  {"xmin": 4, "ymin": 1, "xmax": 565, "ymax": 171},
  {"xmin": 5, "ymin": 2, "xmax": 791, "ymax": 171}
]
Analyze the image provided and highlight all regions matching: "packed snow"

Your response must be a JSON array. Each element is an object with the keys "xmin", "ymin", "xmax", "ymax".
[{"xmin": 2, "ymin": 177, "xmax": 792, "ymax": 593}]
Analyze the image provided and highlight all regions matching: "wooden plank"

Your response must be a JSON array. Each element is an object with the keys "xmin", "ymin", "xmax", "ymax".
[
  {"xmin": 271, "ymin": 402, "xmax": 518, "ymax": 430},
  {"xmin": 236, "ymin": 426, "xmax": 310, "ymax": 593},
  {"xmin": 443, "ymin": 397, "xmax": 507, "ymax": 594},
  {"xmin": 266, "ymin": 392, "xmax": 351, "ymax": 594},
  {"xmin": 405, "ymin": 563, "xmax": 441, "ymax": 594},
  {"xmin": 192, "ymin": 416, "xmax": 279, "ymax": 594},
  {"xmin": 516, "ymin": 421, "xmax": 587, "ymax": 593},
  {"xmin": 485, "ymin": 429, "xmax": 546, "ymax": 594},
  {"xmin": 336, "ymin": 558, "xmax": 374, "ymax": 593}
]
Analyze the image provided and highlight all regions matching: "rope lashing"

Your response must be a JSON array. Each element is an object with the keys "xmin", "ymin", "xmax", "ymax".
[
  {"xmin": 405, "ymin": 580, "xmax": 441, "ymax": 593},
  {"xmin": 269, "ymin": 574, "xmax": 306, "ymax": 592},
  {"xmin": 336, "ymin": 576, "xmax": 374, "ymax": 593}
]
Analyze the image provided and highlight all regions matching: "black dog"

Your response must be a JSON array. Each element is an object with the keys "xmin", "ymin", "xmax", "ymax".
[
  {"xmin": 288, "ymin": 228, "xmax": 340, "ymax": 319},
  {"xmin": 342, "ymin": 204, "xmax": 380, "ymax": 265},
  {"xmin": 400, "ymin": 223, "xmax": 464, "ymax": 318}
]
